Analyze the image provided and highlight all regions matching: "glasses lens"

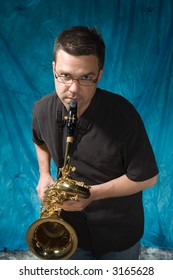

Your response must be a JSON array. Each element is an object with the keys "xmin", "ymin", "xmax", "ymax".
[
  {"xmin": 79, "ymin": 78, "xmax": 98, "ymax": 86},
  {"xmin": 58, "ymin": 76, "xmax": 72, "ymax": 84},
  {"xmin": 78, "ymin": 80, "xmax": 93, "ymax": 86}
]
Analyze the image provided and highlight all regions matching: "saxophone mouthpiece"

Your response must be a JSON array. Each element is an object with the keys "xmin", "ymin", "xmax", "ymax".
[
  {"xmin": 67, "ymin": 100, "xmax": 77, "ymax": 139},
  {"xmin": 69, "ymin": 99, "xmax": 77, "ymax": 109}
]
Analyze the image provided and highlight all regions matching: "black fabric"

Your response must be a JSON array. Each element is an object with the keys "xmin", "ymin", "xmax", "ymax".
[
  {"xmin": 32, "ymin": 88, "xmax": 158, "ymax": 255},
  {"xmin": 56, "ymin": 108, "xmax": 64, "ymax": 168}
]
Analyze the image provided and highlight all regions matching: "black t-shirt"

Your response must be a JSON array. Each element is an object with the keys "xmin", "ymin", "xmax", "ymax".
[{"xmin": 32, "ymin": 88, "xmax": 158, "ymax": 255}]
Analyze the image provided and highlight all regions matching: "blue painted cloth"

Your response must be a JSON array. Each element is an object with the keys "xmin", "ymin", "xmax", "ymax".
[{"xmin": 0, "ymin": 0, "xmax": 173, "ymax": 250}]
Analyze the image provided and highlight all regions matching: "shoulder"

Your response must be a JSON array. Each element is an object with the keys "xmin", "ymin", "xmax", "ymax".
[
  {"xmin": 95, "ymin": 88, "xmax": 145, "ymax": 134},
  {"xmin": 96, "ymin": 88, "xmax": 139, "ymax": 117},
  {"xmin": 97, "ymin": 88, "xmax": 132, "ymax": 105},
  {"xmin": 34, "ymin": 92, "xmax": 57, "ymax": 108},
  {"xmin": 33, "ymin": 92, "xmax": 59, "ymax": 115}
]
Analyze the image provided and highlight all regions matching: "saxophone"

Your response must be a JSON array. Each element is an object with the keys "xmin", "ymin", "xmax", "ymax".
[{"xmin": 26, "ymin": 100, "xmax": 90, "ymax": 259}]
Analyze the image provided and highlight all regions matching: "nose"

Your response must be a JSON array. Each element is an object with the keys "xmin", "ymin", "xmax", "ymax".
[{"xmin": 69, "ymin": 79, "xmax": 80, "ymax": 93}]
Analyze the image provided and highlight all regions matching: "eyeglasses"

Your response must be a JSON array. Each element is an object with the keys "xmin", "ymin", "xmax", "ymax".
[{"xmin": 54, "ymin": 71, "xmax": 99, "ymax": 86}]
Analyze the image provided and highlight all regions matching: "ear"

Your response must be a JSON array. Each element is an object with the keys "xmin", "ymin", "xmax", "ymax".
[
  {"xmin": 97, "ymin": 69, "xmax": 103, "ymax": 82},
  {"xmin": 52, "ymin": 61, "xmax": 58, "ymax": 79},
  {"xmin": 52, "ymin": 61, "xmax": 55, "ymax": 74}
]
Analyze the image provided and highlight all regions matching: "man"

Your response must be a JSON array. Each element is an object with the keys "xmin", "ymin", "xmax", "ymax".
[{"xmin": 32, "ymin": 26, "xmax": 158, "ymax": 259}]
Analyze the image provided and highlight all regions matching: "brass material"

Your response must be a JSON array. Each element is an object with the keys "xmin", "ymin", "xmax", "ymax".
[{"xmin": 26, "ymin": 100, "xmax": 90, "ymax": 259}]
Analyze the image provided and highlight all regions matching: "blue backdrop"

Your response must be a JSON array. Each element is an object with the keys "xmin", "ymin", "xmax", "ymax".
[{"xmin": 0, "ymin": 0, "xmax": 173, "ymax": 251}]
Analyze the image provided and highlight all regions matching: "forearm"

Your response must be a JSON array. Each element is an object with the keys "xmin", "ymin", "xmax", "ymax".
[
  {"xmin": 34, "ymin": 143, "xmax": 55, "ymax": 201},
  {"xmin": 91, "ymin": 174, "xmax": 158, "ymax": 201},
  {"xmin": 60, "ymin": 174, "xmax": 158, "ymax": 211},
  {"xmin": 35, "ymin": 143, "xmax": 51, "ymax": 175}
]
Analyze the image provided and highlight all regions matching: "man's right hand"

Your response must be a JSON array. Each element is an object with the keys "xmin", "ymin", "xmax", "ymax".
[{"xmin": 36, "ymin": 173, "xmax": 55, "ymax": 202}]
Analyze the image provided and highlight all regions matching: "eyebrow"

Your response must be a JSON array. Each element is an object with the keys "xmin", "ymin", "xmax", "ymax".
[{"xmin": 58, "ymin": 70, "xmax": 96, "ymax": 77}]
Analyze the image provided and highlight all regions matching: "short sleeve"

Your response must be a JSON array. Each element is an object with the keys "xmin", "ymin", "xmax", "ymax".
[
  {"xmin": 124, "ymin": 112, "xmax": 158, "ymax": 181},
  {"xmin": 32, "ymin": 103, "xmax": 45, "ymax": 145}
]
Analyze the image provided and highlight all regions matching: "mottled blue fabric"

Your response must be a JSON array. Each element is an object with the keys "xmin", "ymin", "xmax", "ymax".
[{"xmin": 0, "ymin": 0, "xmax": 173, "ymax": 251}]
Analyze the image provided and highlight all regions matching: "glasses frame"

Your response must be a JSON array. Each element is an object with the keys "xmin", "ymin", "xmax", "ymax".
[{"xmin": 54, "ymin": 71, "xmax": 100, "ymax": 87}]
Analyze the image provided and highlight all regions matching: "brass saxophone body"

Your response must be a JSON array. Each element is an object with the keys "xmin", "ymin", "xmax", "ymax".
[{"xmin": 26, "ymin": 100, "xmax": 90, "ymax": 259}]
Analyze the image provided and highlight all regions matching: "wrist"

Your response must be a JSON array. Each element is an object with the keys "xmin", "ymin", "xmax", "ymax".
[
  {"xmin": 90, "ymin": 184, "xmax": 103, "ymax": 201},
  {"xmin": 39, "ymin": 171, "xmax": 51, "ymax": 178}
]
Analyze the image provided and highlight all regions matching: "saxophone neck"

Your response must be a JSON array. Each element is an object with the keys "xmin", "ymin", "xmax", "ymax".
[
  {"xmin": 58, "ymin": 141, "xmax": 71, "ymax": 178},
  {"xmin": 59, "ymin": 155, "xmax": 76, "ymax": 179},
  {"xmin": 59, "ymin": 100, "xmax": 77, "ymax": 177},
  {"xmin": 63, "ymin": 141, "xmax": 71, "ymax": 168}
]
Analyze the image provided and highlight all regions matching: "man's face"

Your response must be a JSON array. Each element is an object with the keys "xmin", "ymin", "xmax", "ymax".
[{"xmin": 53, "ymin": 49, "xmax": 102, "ymax": 116}]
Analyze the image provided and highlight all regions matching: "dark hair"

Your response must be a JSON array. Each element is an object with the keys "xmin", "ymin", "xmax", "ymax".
[{"xmin": 53, "ymin": 26, "xmax": 105, "ymax": 69}]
